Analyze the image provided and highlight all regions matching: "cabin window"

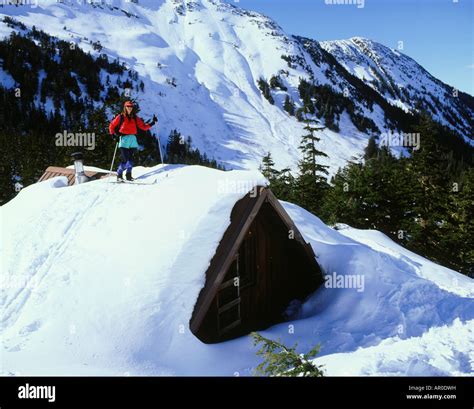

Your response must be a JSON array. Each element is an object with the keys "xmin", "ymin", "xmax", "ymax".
[{"xmin": 238, "ymin": 229, "xmax": 257, "ymax": 288}]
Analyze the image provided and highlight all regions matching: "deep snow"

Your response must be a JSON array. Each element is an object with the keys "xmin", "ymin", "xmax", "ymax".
[
  {"xmin": 0, "ymin": 0, "xmax": 472, "ymax": 377},
  {"xmin": 1, "ymin": 164, "xmax": 473, "ymax": 376}
]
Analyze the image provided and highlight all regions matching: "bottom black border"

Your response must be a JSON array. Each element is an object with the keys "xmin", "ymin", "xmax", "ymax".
[{"xmin": 0, "ymin": 376, "xmax": 473, "ymax": 409}]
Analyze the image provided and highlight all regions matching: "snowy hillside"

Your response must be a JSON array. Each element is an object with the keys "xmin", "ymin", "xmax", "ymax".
[
  {"xmin": 0, "ymin": 0, "xmax": 471, "ymax": 176},
  {"xmin": 321, "ymin": 37, "xmax": 474, "ymax": 144},
  {"xmin": 1, "ymin": 165, "xmax": 473, "ymax": 376}
]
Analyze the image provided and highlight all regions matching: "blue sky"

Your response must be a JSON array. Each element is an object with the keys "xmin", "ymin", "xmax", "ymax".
[{"xmin": 227, "ymin": 0, "xmax": 473, "ymax": 95}]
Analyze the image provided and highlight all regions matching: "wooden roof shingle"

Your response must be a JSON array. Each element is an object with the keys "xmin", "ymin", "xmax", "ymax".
[{"xmin": 37, "ymin": 166, "xmax": 111, "ymax": 186}]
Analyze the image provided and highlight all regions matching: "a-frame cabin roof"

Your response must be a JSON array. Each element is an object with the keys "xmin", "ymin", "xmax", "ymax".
[{"xmin": 190, "ymin": 186, "xmax": 320, "ymax": 334}]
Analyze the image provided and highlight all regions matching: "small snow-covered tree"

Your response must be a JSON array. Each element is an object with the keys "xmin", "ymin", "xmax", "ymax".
[{"xmin": 251, "ymin": 332, "xmax": 324, "ymax": 377}]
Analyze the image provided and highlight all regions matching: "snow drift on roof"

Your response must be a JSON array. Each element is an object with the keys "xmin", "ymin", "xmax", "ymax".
[
  {"xmin": 1, "ymin": 164, "xmax": 473, "ymax": 376},
  {"xmin": 1, "ymin": 164, "xmax": 267, "ymax": 375}
]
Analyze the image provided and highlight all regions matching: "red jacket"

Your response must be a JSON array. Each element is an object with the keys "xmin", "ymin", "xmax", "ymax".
[{"xmin": 109, "ymin": 114, "xmax": 153, "ymax": 136}]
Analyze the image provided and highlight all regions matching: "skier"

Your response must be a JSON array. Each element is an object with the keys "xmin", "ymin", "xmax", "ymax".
[{"xmin": 108, "ymin": 101, "xmax": 158, "ymax": 181}]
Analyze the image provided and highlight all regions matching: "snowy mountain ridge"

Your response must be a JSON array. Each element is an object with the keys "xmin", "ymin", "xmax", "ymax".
[
  {"xmin": 0, "ymin": 0, "xmax": 472, "ymax": 175},
  {"xmin": 321, "ymin": 37, "xmax": 474, "ymax": 143}
]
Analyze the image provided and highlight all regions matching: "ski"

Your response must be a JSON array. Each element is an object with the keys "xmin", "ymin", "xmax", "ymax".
[
  {"xmin": 107, "ymin": 170, "xmax": 172, "ymax": 185},
  {"xmin": 109, "ymin": 179, "xmax": 157, "ymax": 185}
]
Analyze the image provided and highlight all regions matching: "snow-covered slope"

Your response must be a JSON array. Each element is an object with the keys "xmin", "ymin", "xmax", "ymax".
[
  {"xmin": 1, "ymin": 0, "xmax": 342, "ymax": 172},
  {"xmin": 321, "ymin": 37, "xmax": 474, "ymax": 143},
  {"xmin": 1, "ymin": 0, "xmax": 471, "ymax": 176},
  {"xmin": 1, "ymin": 165, "xmax": 473, "ymax": 376}
]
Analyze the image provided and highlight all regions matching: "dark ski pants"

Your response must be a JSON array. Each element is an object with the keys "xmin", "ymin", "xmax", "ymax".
[{"xmin": 117, "ymin": 148, "xmax": 135, "ymax": 176}]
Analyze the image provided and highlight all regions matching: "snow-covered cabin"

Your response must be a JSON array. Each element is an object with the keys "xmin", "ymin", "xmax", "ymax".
[
  {"xmin": 32, "ymin": 164, "xmax": 323, "ymax": 346},
  {"xmin": 3, "ymin": 164, "xmax": 473, "ymax": 375},
  {"xmin": 190, "ymin": 185, "xmax": 323, "ymax": 343}
]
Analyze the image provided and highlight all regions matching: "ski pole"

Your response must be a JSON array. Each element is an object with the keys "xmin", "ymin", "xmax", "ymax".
[
  {"xmin": 156, "ymin": 133, "xmax": 164, "ymax": 165},
  {"xmin": 107, "ymin": 137, "xmax": 120, "ymax": 183}
]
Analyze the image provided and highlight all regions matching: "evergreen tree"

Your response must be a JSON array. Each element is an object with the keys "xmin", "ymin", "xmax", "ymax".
[
  {"xmin": 260, "ymin": 152, "xmax": 279, "ymax": 182},
  {"xmin": 437, "ymin": 168, "xmax": 474, "ymax": 276},
  {"xmin": 364, "ymin": 135, "xmax": 378, "ymax": 160},
  {"xmin": 320, "ymin": 117, "xmax": 474, "ymax": 275},
  {"xmin": 295, "ymin": 107, "xmax": 305, "ymax": 122},
  {"xmin": 269, "ymin": 75, "xmax": 280, "ymax": 89},
  {"xmin": 294, "ymin": 120, "xmax": 329, "ymax": 214},
  {"xmin": 320, "ymin": 162, "xmax": 362, "ymax": 227},
  {"xmin": 269, "ymin": 75, "xmax": 287, "ymax": 91},
  {"xmin": 257, "ymin": 77, "xmax": 274, "ymax": 104},
  {"xmin": 408, "ymin": 114, "xmax": 452, "ymax": 263},
  {"xmin": 272, "ymin": 167, "xmax": 296, "ymax": 202},
  {"xmin": 164, "ymin": 129, "xmax": 224, "ymax": 170},
  {"xmin": 259, "ymin": 153, "xmax": 295, "ymax": 202},
  {"xmin": 321, "ymin": 137, "xmax": 414, "ymax": 240},
  {"xmin": 251, "ymin": 332, "xmax": 324, "ymax": 377},
  {"xmin": 166, "ymin": 129, "xmax": 185, "ymax": 163},
  {"xmin": 283, "ymin": 95, "xmax": 295, "ymax": 116},
  {"xmin": 444, "ymin": 168, "xmax": 474, "ymax": 276}
]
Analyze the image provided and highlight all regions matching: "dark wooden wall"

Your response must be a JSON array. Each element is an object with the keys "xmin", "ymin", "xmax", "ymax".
[
  {"xmin": 238, "ymin": 202, "xmax": 321, "ymax": 333},
  {"xmin": 196, "ymin": 201, "xmax": 322, "ymax": 343}
]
